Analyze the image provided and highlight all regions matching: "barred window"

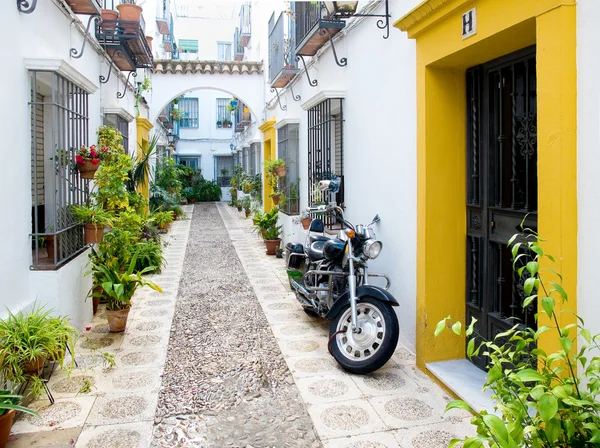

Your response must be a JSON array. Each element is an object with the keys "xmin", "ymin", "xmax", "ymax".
[
  {"xmin": 278, "ymin": 123, "xmax": 300, "ymax": 215},
  {"xmin": 180, "ymin": 98, "xmax": 199, "ymax": 128},
  {"xmin": 215, "ymin": 155, "xmax": 233, "ymax": 186},
  {"xmin": 103, "ymin": 114, "xmax": 129, "ymax": 154},
  {"xmin": 30, "ymin": 70, "xmax": 90, "ymax": 268},
  {"xmin": 216, "ymin": 98, "xmax": 228, "ymax": 124},
  {"xmin": 178, "ymin": 156, "xmax": 200, "ymax": 171},
  {"xmin": 242, "ymin": 146, "xmax": 249, "ymax": 172},
  {"xmin": 217, "ymin": 42, "xmax": 232, "ymax": 61}
]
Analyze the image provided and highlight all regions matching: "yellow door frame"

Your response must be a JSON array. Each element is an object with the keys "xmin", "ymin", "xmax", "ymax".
[
  {"xmin": 395, "ymin": 0, "xmax": 577, "ymax": 370},
  {"xmin": 259, "ymin": 118, "xmax": 277, "ymax": 210}
]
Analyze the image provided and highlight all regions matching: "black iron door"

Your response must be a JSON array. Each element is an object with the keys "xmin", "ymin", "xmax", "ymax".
[{"xmin": 465, "ymin": 47, "xmax": 538, "ymax": 370}]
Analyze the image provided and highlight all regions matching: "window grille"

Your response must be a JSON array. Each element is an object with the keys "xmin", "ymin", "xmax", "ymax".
[
  {"xmin": 180, "ymin": 98, "xmax": 199, "ymax": 128},
  {"xmin": 215, "ymin": 155, "xmax": 233, "ymax": 186},
  {"xmin": 278, "ymin": 123, "xmax": 300, "ymax": 215},
  {"xmin": 30, "ymin": 70, "xmax": 90, "ymax": 269},
  {"xmin": 242, "ymin": 147, "xmax": 250, "ymax": 172},
  {"xmin": 249, "ymin": 143, "xmax": 257, "ymax": 176},
  {"xmin": 178, "ymin": 156, "xmax": 200, "ymax": 171},
  {"xmin": 216, "ymin": 98, "xmax": 228, "ymax": 123},
  {"xmin": 217, "ymin": 42, "xmax": 232, "ymax": 61},
  {"xmin": 308, "ymin": 98, "xmax": 344, "ymax": 226},
  {"xmin": 103, "ymin": 114, "xmax": 129, "ymax": 154}
]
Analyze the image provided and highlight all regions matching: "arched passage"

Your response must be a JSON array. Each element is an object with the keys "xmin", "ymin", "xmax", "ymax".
[{"xmin": 150, "ymin": 60, "xmax": 264, "ymax": 125}]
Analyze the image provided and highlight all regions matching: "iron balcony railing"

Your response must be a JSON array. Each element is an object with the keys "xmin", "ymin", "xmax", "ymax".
[
  {"xmin": 234, "ymin": 28, "xmax": 244, "ymax": 61},
  {"xmin": 96, "ymin": 19, "xmax": 153, "ymax": 71},
  {"xmin": 156, "ymin": 1, "xmax": 171, "ymax": 34},
  {"xmin": 294, "ymin": 1, "xmax": 321, "ymax": 50},
  {"xmin": 239, "ymin": 4, "xmax": 251, "ymax": 47},
  {"xmin": 163, "ymin": 14, "xmax": 175, "ymax": 53},
  {"xmin": 235, "ymin": 102, "xmax": 251, "ymax": 131}
]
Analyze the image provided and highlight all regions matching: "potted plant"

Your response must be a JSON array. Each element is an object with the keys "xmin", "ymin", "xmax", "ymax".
[
  {"xmin": 300, "ymin": 209, "xmax": 312, "ymax": 230},
  {"xmin": 242, "ymin": 197, "xmax": 252, "ymax": 217},
  {"xmin": 71, "ymin": 204, "xmax": 113, "ymax": 245},
  {"xmin": 236, "ymin": 199, "xmax": 243, "ymax": 212},
  {"xmin": 171, "ymin": 108, "xmax": 184, "ymax": 122},
  {"xmin": 226, "ymin": 99, "xmax": 238, "ymax": 113},
  {"xmin": 151, "ymin": 210, "xmax": 174, "ymax": 231},
  {"xmin": 217, "ymin": 120, "xmax": 223, "ymax": 128},
  {"xmin": 116, "ymin": 0, "xmax": 142, "ymax": 34},
  {"xmin": 252, "ymin": 209, "xmax": 264, "ymax": 226},
  {"xmin": 220, "ymin": 168, "xmax": 229, "ymax": 178},
  {"xmin": 253, "ymin": 207, "xmax": 279, "ymax": 239},
  {"xmin": 44, "ymin": 225, "xmax": 57, "ymax": 260},
  {"xmin": 100, "ymin": 8, "xmax": 119, "ymax": 32},
  {"xmin": 0, "ymin": 391, "xmax": 38, "ymax": 447},
  {"xmin": 263, "ymin": 224, "xmax": 282, "ymax": 255},
  {"xmin": 89, "ymin": 248, "xmax": 162, "ymax": 332},
  {"xmin": 75, "ymin": 144, "xmax": 108, "ymax": 179}
]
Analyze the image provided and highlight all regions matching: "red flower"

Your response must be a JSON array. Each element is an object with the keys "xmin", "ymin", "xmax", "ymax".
[
  {"xmin": 101, "ymin": 147, "xmax": 109, "ymax": 152},
  {"xmin": 90, "ymin": 145, "xmax": 96, "ymax": 151},
  {"xmin": 91, "ymin": 158, "xmax": 100, "ymax": 165},
  {"xmin": 75, "ymin": 155, "xmax": 85, "ymax": 164},
  {"xmin": 90, "ymin": 149, "xmax": 97, "ymax": 157}
]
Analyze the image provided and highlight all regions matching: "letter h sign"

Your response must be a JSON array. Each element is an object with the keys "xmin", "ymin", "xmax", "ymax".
[{"xmin": 462, "ymin": 7, "xmax": 476, "ymax": 40}]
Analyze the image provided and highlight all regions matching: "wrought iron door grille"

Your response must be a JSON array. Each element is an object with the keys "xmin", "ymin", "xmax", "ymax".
[
  {"xmin": 307, "ymin": 98, "xmax": 344, "ymax": 228},
  {"xmin": 30, "ymin": 71, "xmax": 90, "ymax": 269},
  {"xmin": 215, "ymin": 155, "xmax": 233, "ymax": 186},
  {"xmin": 465, "ymin": 47, "xmax": 538, "ymax": 370},
  {"xmin": 278, "ymin": 124, "xmax": 300, "ymax": 215}
]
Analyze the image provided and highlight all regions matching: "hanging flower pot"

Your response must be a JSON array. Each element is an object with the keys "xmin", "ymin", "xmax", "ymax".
[
  {"xmin": 84, "ymin": 223, "xmax": 104, "ymax": 245},
  {"xmin": 275, "ymin": 164, "xmax": 286, "ymax": 177},
  {"xmin": 77, "ymin": 159, "xmax": 100, "ymax": 179},
  {"xmin": 271, "ymin": 194, "xmax": 280, "ymax": 205},
  {"xmin": 301, "ymin": 217, "xmax": 312, "ymax": 230}
]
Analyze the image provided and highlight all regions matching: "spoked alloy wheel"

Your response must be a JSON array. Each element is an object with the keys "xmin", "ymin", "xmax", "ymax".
[{"xmin": 329, "ymin": 296, "xmax": 399, "ymax": 374}]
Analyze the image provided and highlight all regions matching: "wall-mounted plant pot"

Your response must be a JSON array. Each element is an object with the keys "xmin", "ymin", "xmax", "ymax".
[
  {"xmin": 301, "ymin": 218, "xmax": 312, "ymax": 230},
  {"xmin": 106, "ymin": 307, "xmax": 131, "ymax": 332},
  {"xmin": 275, "ymin": 165, "xmax": 286, "ymax": 177},
  {"xmin": 84, "ymin": 223, "xmax": 104, "ymax": 245},
  {"xmin": 101, "ymin": 9, "xmax": 119, "ymax": 32},
  {"xmin": 78, "ymin": 159, "xmax": 100, "ymax": 179},
  {"xmin": 264, "ymin": 239, "xmax": 281, "ymax": 256},
  {"xmin": 271, "ymin": 194, "xmax": 281, "ymax": 205},
  {"xmin": 116, "ymin": 3, "xmax": 142, "ymax": 34}
]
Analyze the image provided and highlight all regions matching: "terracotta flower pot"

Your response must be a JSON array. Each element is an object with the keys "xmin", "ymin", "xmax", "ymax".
[
  {"xmin": 237, "ymin": 206, "xmax": 243, "ymax": 212},
  {"xmin": 271, "ymin": 194, "xmax": 280, "ymax": 205},
  {"xmin": 146, "ymin": 36, "xmax": 153, "ymax": 51},
  {"xmin": 264, "ymin": 239, "xmax": 281, "ymax": 256},
  {"xmin": 0, "ymin": 409, "xmax": 16, "ymax": 447},
  {"xmin": 92, "ymin": 295, "xmax": 100, "ymax": 314},
  {"xmin": 275, "ymin": 165, "xmax": 286, "ymax": 177},
  {"xmin": 159, "ymin": 222, "xmax": 169, "ymax": 231},
  {"xmin": 245, "ymin": 209, "xmax": 251, "ymax": 218},
  {"xmin": 101, "ymin": 9, "xmax": 118, "ymax": 32},
  {"xmin": 252, "ymin": 218, "xmax": 258, "ymax": 226},
  {"xmin": 78, "ymin": 159, "xmax": 100, "ymax": 179},
  {"xmin": 84, "ymin": 223, "xmax": 104, "ymax": 245},
  {"xmin": 22, "ymin": 355, "xmax": 47, "ymax": 376},
  {"xmin": 301, "ymin": 218, "xmax": 312, "ymax": 230},
  {"xmin": 116, "ymin": 3, "xmax": 142, "ymax": 34},
  {"xmin": 189, "ymin": 198, "xmax": 196, "ymax": 204},
  {"xmin": 45, "ymin": 235, "xmax": 55, "ymax": 260},
  {"xmin": 106, "ymin": 307, "xmax": 131, "ymax": 333}
]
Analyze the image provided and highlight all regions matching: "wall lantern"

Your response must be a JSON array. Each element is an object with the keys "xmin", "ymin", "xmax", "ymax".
[
  {"xmin": 324, "ymin": 0, "xmax": 391, "ymax": 40},
  {"xmin": 323, "ymin": 2, "xmax": 358, "ymax": 17},
  {"xmin": 230, "ymin": 143, "xmax": 235, "ymax": 151}
]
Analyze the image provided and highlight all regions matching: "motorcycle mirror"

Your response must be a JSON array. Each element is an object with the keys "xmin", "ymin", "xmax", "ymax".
[
  {"xmin": 372, "ymin": 214, "xmax": 381, "ymax": 223},
  {"xmin": 318, "ymin": 177, "xmax": 341, "ymax": 194}
]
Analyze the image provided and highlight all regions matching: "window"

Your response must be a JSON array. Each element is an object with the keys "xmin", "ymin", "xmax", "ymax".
[
  {"xmin": 216, "ymin": 98, "xmax": 228, "ymax": 124},
  {"xmin": 308, "ymin": 99, "xmax": 344, "ymax": 226},
  {"xmin": 242, "ymin": 146, "xmax": 249, "ymax": 172},
  {"xmin": 217, "ymin": 42, "xmax": 232, "ymax": 61},
  {"xmin": 30, "ymin": 71, "xmax": 90, "ymax": 268},
  {"xmin": 215, "ymin": 155, "xmax": 233, "ymax": 186},
  {"xmin": 178, "ymin": 156, "xmax": 200, "ymax": 171},
  {"xmin": 278, "ymin": 123, "xmax": 300, "ymax": 215},
  {"xmin": 103, "ymin": 114, "xmax": 129, "ymax": 154},
  {"xmin": 180, "ymin": 98, "xmax": 199, "ymax": 128},
  {"xmin": 249, "ymin": 142, "xmax": 260, "ymax": 176}
]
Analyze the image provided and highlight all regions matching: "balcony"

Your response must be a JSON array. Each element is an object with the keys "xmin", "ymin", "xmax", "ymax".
[
  {"xmin": 235, "ymin": 102, "xmax": 251, "ymax": 132},
  {"xmin": 239, "ymin": 4, "xmax": 251, "ymax": 47},
  {"xmin": 63, "ymin": 0, "xmax": 101, "ymax": 14},
  {"xmin": 268, "ymin": 12, "xmax": 298, "ymax": 88},
  {"xmin": 162, "ymin": 15, "xmax": 175, "ymax": 52},
  {"xmin": 156, "ymin": 0, "xmax": 172, "ymax": 35},
  {"xmin": 234, "ymin": 28, "xmax": 244, "ymax": 62},
  {"xmin": 294, "ymin": 1, "xmax": 345, "ymax": 57},
  {"xmin": 96, "ymin": 19, "xmax": 153, "ymax": 71}
]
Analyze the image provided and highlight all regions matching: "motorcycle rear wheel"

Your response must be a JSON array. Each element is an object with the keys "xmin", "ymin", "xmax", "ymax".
[{"xmin": 329, "ymin": 296, "xmax": 399, "ymax": 374}]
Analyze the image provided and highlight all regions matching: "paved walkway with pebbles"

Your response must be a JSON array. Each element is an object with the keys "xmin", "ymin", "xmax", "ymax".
[{"xmin": 217, "ymin": 202, "xmax": 476, "ymax": 448}]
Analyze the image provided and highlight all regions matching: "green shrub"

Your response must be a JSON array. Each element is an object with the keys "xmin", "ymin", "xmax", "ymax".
[
  {"xmin": 193, "ymin": 179, "xmax": 222, "ymax": 202},
  {"xmin": 113, "ymin": 211, "xmax": 143, "ymax": 236},
  {"xmin": 131, "ymin": 240, "xmax": 165, "ymax": 273}
]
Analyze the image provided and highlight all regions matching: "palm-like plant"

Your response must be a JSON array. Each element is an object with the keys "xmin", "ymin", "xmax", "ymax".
[
  {"xmin": 132, "ymin": 134, "xmax": 160, "ymax": 190},
  {"xmin": 71, "ymin": 204, "xmax": 113, "ymax": 226}
]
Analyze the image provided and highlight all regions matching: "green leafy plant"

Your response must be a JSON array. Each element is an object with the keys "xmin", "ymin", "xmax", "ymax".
[
  {"xmin": 93, "ymin": 153, "xmax": 134, "ymax": 212},
  {"xmin": 132, "ymin": 134, "xmax": 160, "ymax": 191},
  {"xmin": 263, "ymin": 224, "xmax": 282, "ymax": 240},
  {"xmin": 130, "ymin": 239, "xmax": 165, "ymax": 273},
  {"xmin": 150, "ymin": 211, "xmax": 174, "ymax": 229},
  {"xmin": 264, "ymin": 159, "xmax": 285, "ymax": 194},
  {"xmin": 436, "ymin": 226, "xmax": 600, "ymax": 448},
  {"xmin": 253, "ymin": 207, "xmax": 279, "ymax": 236},
  {"xmin": 242, "ymin": 196, "xmax": 251, "ymax": 212},
  {"xmin": 112, "ymin": 211, "xmax": 144, "ymax": 236},
  {"xmin": 71, "ymin": 204, "xmax": 113, "ymax": 226},
  {"xmin": 0, "ymin": 391, "xmax": 38, "ymax": 417}
]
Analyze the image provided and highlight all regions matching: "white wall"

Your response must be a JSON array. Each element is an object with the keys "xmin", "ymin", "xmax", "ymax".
[
  {"xmin": 577, "ymin": 0, "xmax": 600, "ymax": 338},
  {"xmin": 3, "ymin": 0, "xmax": 139, "ymax": 324},
  {"xmin": 261, "ymin": 0, "xmax": 418, "ymax": 351}
]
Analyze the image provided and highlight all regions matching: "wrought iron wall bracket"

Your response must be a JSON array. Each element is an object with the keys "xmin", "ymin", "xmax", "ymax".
[
  {"xmin": 296, "ymin": 55, "xmax": 318, "ymax": 88},
  {"xmin": 70, "ymin": 15, "xmax": 99, "ymax": 59},
  {"xmin": 319, "ymin": 28, "xmax": 347, "ymax": 67},
  {"xmin": 17, "ymin": 0, "xmax": 37, "ymax": 13},
  {"xmin": 99, "ymin": 64, "xmax": 112, "ymax": 84},
  {"xmin": 290, "ymin": 84, "xmax": 301, "ymax": 102},
  {"xmin": 271, "ymin": 88, "xmax": 287, "ymax": 111},
  {"xmin": 117, "ymin": 71, "xmax": 137, "ymax": 99},
  {"xmin": 352, "ymin": 0, "xmax": 391, "ymax": 39}
]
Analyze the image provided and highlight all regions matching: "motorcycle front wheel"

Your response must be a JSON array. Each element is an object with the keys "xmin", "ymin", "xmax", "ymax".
[{"xmin": 329, "ymin": 296, "xmax": 399, "ymax": 374}]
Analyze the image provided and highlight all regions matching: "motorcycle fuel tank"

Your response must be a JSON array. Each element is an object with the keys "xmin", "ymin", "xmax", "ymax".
[{"xmin": 323, "ymin": 239, "xmax": 346, "ymax": 261}]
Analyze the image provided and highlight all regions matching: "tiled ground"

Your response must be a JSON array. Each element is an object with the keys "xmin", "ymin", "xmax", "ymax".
[
  {"xmin": 8, "ymin": 206, "xmax": 193, "ymax": 448},
  {"xmin": 217, "ymin": 203, "xmax": 476, "ymax": 448}
]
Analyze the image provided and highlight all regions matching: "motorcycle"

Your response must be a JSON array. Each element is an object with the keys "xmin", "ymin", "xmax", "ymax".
[{"xmin": 285, "ymin": 179, "xmax": 399, "ymax": 374}]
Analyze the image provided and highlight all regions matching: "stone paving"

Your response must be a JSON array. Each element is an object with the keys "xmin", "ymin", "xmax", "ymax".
[
  {"xmin": 6, "ymin": 202, "xmax": 477, "ymax": 448},
  {"xmin": 8, "ymin": 206, "xmax": 193, "ymax": 448}
]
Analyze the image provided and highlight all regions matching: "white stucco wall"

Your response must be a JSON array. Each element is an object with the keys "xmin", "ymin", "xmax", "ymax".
[
  {"xmin": 577, "ymin": 0, "xmax": 600, "ymax": 338},
  {"xmin": 4, "ymin": 0, "xmax": 140, "ymax": 325},
  {"xmin": 260, "ymin": 0, "xmax": 418, "ymax": 351}
]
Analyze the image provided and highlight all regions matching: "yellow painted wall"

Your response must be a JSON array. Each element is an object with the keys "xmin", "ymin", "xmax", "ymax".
[
  {"xmin": 136, "ymin": 117, "xmax": 154, "ymax": 206},
  {"xmin": 259, "ymin": 118, "xmax": 277, "ymax": 211},
  {"xmin": 395, "ymin": 0, "xmax": 577, "ymax": 369}
]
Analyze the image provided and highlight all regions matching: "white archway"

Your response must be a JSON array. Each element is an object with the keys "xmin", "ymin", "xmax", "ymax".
[{"xmin": 150, "ymin": 60, "xmax": 264, "ymax": 123}]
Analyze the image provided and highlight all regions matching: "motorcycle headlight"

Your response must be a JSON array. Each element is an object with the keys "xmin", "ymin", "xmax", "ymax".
[{"xmin": 364, "ymin": 239, "xmax": 382, "ymax": 259}]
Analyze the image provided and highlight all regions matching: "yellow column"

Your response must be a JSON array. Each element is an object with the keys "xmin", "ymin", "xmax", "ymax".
[
  {"xmin": 259, "ymin": 118, "xmax": 277, "ymax": 211},
  {"xmin": 135, "ymin": 117, "xmax": 154, "ymax": 202},
  {"xmin": 536, "ymin": 4, "xmax": 578, "ymax": 353}
]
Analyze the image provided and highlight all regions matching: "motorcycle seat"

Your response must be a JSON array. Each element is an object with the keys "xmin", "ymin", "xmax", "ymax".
[
  {"xmin": 309, "ymin": 235, "xmax": 329, "ymax": 244},
  {"xmin": 308, "ymin": 240, "xmax": 326, "ymax": 261},
  {"xmin": 286, "ymin": 242, "xmax": 304, "ymax": 254}
]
